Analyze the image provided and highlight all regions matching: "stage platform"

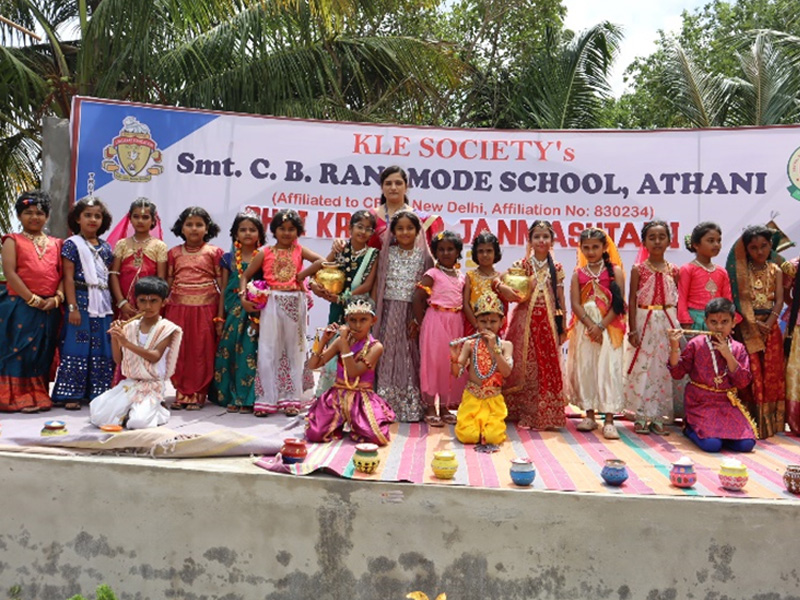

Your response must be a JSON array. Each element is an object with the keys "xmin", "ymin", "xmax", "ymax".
[{"xmin": 0, "ymin": 408, "xmax": 799, "ymax": 599}]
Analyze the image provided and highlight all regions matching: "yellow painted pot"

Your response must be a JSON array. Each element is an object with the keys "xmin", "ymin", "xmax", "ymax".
[{"xmin": 431, "ymin": 450, "xmax": 459, "ymax": 480}]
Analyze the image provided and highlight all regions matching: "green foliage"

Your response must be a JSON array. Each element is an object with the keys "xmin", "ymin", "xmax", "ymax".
[
  {"xmin": 610, "ymin": 0, "xmax": 800, "ymax": 129},
  {"xmin": 66, "ymin": 583, "xmax": 118, "ymax": 600}
]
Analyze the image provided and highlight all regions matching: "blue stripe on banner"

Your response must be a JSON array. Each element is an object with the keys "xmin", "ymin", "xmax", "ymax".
[{"xmin": 73, "ymin": 99, "xmax": 219, "ymax": 198}]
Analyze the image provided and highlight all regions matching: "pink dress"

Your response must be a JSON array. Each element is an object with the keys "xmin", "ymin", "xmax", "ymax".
[
  {"xmin": 305, "ymin": 336, "xmax": 396, "ymax": 445},
  {"xmin": 678, "ymin": 261, "xmax": 732, "ymax": 328},
  {"xmin": 419, "ymin": 268, "xmax": 466, "ymax": 410}
]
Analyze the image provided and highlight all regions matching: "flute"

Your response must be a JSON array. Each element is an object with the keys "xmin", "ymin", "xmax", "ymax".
[
  {"xmin": 680, "ymin": 329, "xmax": 717, "ymax": 337},
  {"xmin": 119, "ymin": 313, "xmax": 145, "ymax": 326},
  {"xmin": 449, "ymin": 332, "xmax": 481, "ymax": 347}
]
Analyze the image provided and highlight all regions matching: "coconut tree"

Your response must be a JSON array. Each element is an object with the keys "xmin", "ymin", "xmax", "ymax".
[
  {"xmin": 0, "ymin": 0, "xmax": 464, "ymax": 230},
  {"xmin": 504, "ymin": 21, "xmax": 623, "ymax": 130}
]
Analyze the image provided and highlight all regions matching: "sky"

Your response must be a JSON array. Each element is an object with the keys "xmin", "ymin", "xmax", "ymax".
[{"xmin": 562, "ymin": 0, "xmax": 708, "ymax": 97}]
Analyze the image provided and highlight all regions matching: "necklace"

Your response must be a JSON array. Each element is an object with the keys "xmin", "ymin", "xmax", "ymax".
[
  {"xmin": 234, "ymin": 240, "xmax": 259, "ymax": 279},
  {"xmin": 350, "ymin": 245, "xmax": 368, "ymax": 260},
  {"xmin": 184, "ymin": 243, "xmax": 203, "ymax": 253},
  {"xmin": 584, "ymin": 263, "xmax": 603, "ymax": 278},
  {"xmin": 748, "ymin": 262, "xmax": 772, "ymax": 305},
  {"xmin": 692, "ymin": 259, "xmax": 716, "ymax": 273},
  {"xmin": 705, "ymin": 335, "xmax": 730, "ymax": 387},
  {"xmin": 645, "ymin": 259, "xmax": 667, "ymax": 274},
  {"xmin": 21, "ymin": 231, "xmax": 48, "ymax": 260},
  {"xmin": 531, "ymin": 256, "xmax": 549, "ymax": 270},
  {"xmin": 472, "ymin": 336, "xmax": 499, "ymax": 380},
  {"xmin": 437, "ymin": 263, "xmax": 458, "ymax": 276}
]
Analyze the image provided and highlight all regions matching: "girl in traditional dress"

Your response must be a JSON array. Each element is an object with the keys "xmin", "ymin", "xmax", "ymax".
[
  {"xmin": 624, "ymin": 220, "xmax": 681, "ymax": 435},
  {"xmin": 306, "ymin": 295, "xmax": 396, "ymax": 445},
  {"xmin": 497, "ymin": 220, "xmax": 567, "ymax": 430},
  {"xmin": 0, "ymin": 192, "xmax": 64, "ymax": 412},
  {"xmin": 240, "ymin": 209, "xmax": 324, "ymax": 417},
  {"xmin": 726, "ymin": 225, "xmax": 785, "ymax": 439},
  {"xmin": 372, "ymin": 211, "xmax": 433, "ymax": 422},
  {"xmin": 566, "ymin": 227, "xmax": 626, "ymax": 440},
  {"xmin": 310, "ymin": 210, "xmax": 379, "ymax": 394},
  {"xmin": 782, "ymin": 253, "xmax": 800, "ymax": 434},
  {"xmin": 52, "ymin": 197, "xmax": 115, "ymax": 409},
  {"xmin": 678, "ymin": 222, "xmax": 732, "ymax": 331},
  {"xmin": 165, "ymin": 207, "xmax": 223, "ymax": 410},
  {"xmin": 368, "ymin": 166, "xmax": 443, "ymax": 249},
  {"xmin": 90, "ymin": 277, "xmax": 183, "ymax": 429},
  {"xmin": 109, "ymin": 198, "xmax": 167, "ymax": 320},
  {"xmin": 463, "ymin": 231, "xmax": 505, "ymax": 337},
  {"xmin": 210, "ymin": 212, "xmax": 266, "ymax": 413},
  {"xmin": 413, "ymin": 231, "xmax": 467, "ymax": 426},
  {"xmin": 668, "ymin": 298, "xmax": 756, "ymax": 452}
]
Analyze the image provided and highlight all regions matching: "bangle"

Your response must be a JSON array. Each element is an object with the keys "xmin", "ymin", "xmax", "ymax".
[
  {"xmin": 56, "ymin": 290, "xmax": 65, "ymax": 302},
  {"xmin": 597, "ymin": 322, "xmax": 606, "ymax": 330},
  {"xmin": 27, "ymin": 294, "xmax": 41, "ymax": 307},
  {"xmin": 117, "ymin": 299, "xmax": 129, "ymax": 308},
  {"xmin": 52, "ymin": 296, "xmax": 60, "ymax": 308},
  {"xmin": 212, "ymin": 317, "xmax": 224, "ymax": 324},
  {"xmin": 341, "ymin": 352, "xmax": 354, "ymax": 359},
  {"xmin": 411, "ymin": 318, "xmax": 420, "ymax": 326}
]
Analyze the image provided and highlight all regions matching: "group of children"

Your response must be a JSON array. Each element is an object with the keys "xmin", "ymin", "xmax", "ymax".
[{"xmin": 2, "ymin": 171, "xmax": 799, "ymax": 456}]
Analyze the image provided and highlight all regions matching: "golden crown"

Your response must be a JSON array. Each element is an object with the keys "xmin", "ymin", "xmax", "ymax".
[
  {"xmin": 344, "ymin": 297, "xmax": 376, "ymax": 317},
  {"xmin": 473, "ymin": 293, "xmax": 504, "ymax": 316}
]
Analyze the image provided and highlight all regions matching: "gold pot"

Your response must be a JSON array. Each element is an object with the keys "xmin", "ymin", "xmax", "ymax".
[
  {"xmin": 315, "ymin": 262, "xmax": 346, "ymax": 295},
  {"xmin": 502, "ymin": 267, "xmax": 531, "ymax": 301}
]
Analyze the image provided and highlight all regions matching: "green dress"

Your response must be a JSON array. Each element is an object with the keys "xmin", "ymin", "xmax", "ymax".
[{"xmin": 210, "ymin": 251, "xmax": 261, "ymax": 408}]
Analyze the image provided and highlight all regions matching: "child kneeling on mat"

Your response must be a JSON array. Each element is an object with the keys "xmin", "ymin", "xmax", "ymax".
[
  {"xmin": 452, "ymin": 294, "xmax": 513, "ymax": 445},
  {"xmin": 90, "ymin": 276, "xmax": 183, "ymax": 430},
  {"xmin": 668, "ymin": 297, "xmax": 757, "ymax": 452}
]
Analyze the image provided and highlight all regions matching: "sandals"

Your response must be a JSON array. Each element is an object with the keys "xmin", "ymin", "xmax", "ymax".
[
  {"xmin": 226, "ymin": 405, "xmax": 240, "ymax": 414},
  {"xmin": 171, "ymin": 403, "xmax": 183, "ymax": 410},
  {"xmin": 424, "ymin": 414, "xmax": 444, "ymax": 428},
  {"xmin": 649, "ymin": 420, "xmax": 670, "ymax": 436},
  {"xmin": 254, "ymin": 409, "xmax": 270, "ymax": 418},
  {"xmin": 441, "ymin": 413, "xmax": 457, "ymax": 425},
  {"xmin": 602, "ymin": 424, "xmax": 620, "ymax": 440},
  {"xmin": 634, "ymin": 419, "xmax": 650, "ymax": 434},
  {"xmin": 20, "ymin": 406, "xmax": 41, "ymax": 414},
  {"xmin": 239, "ymin": 406, "xmax": 254, "ymax": 414},
  {"xmin": 64, "ymin": 402, "xmax": 82, "ymax": 411},
  {"xmin": 184, "ymin": 404, "xmax": 201, "ymax": 411},
  {"xmin": 576, "ymin": 417, "xmax": 598, "ymax": 432}
]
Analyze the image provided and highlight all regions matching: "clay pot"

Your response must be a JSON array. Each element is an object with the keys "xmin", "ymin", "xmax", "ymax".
[
  {"xmin": 601, "ymin": 459, "xmax": 628, "ymax": 486},
  {"xmin": 315, "ymin": 262, "xmax": 346, "ymax": 295},
  {"xmin": 783, "ymin": 465, "xmax": 800, "ymax": 495},
  {"xmin": 718, "ymin": 461, "xmax": 748, "ymax": 491},
  {"xmin": 501, "ymin": 267, "xmax": 531, "ymax": 302},
  {"xmin": 670, "ymin": 462, "xmax": 697, "ymax": 488},
  {"xmin": 41, "ymin": 420, "xmax": 67, "ymax": 437},
  {"xmin": 280, "ymin": 438, "xmax": 308, "ymax": 464},
  {"xmin": 352, "ymin": 443, "xmax": 381, "ymax": 474},
  {"xmin": 431, "ymin": 451, "xmax": 459, "ymax": 480},
  {"xmin": 510, "ymin": 458, "xmax": 536, "ymax": 487}
]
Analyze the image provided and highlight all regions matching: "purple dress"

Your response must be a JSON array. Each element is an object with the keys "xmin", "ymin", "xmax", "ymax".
[
  {"xmin": 668, "ymin": 336, "xmax": 756, "ymax": 441},
  {"xmin": 306, "ymin": 336, "xmax": 396, "ymax": 446}
]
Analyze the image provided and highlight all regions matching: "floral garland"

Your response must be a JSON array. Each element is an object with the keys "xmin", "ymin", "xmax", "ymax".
[{"xmin": 235, "ymin": 240, "xmax": 261, "ymax": 337}]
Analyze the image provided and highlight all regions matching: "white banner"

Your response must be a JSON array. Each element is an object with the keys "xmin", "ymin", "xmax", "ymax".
[{"xmin": 71, "ymin": 97, "xmax": 800, "ymax": 326}]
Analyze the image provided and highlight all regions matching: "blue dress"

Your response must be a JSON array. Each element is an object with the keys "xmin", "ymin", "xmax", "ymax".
[{"xmin": 52, "ymin": 238, "xmax": 115, "ymax": 403}]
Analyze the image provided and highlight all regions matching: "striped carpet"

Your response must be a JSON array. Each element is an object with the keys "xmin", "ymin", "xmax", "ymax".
[{"xmin": 254, "ymin": 417, "xmax": 800, "ymax": 499}]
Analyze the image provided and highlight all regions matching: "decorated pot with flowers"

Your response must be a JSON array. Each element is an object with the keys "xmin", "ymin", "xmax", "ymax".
[
  {"xmin": 245, "ymin": 280, "xmax": 270, "ymax": 310},
  {"xmin": 670, "ymin": 456, "xmax": 697, "ymax": 488}
]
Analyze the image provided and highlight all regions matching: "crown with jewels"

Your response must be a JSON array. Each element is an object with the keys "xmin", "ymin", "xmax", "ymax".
[
  {"xmin": 473, "ymin": 293, "xmax": 504, "ymax": 316},
  {"xmin": 344, "ymin": 297, "xmax": 376, "ymax": 317}
]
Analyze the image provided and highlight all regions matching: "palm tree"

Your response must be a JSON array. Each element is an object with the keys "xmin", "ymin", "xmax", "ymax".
[
  {"xmin": 0, "ymin": 0, "xmax": 464, "ymax": 230},
  {"xmin": 659, "ymin": 32, "xmax": 800, "ymax": 128},
  {"xmin": 506, "ymin": 22, "xmax": 623, "ymax": 130}
]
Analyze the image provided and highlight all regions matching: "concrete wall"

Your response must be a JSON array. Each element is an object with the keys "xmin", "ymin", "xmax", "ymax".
[{"xmin": 0, "ymin": 452, "xmax": 798, "ymax": 600}]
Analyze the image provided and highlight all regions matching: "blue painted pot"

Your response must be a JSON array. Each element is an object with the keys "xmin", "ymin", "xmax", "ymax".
[
  {"xmin": 510, "ymin": 458, "xmax": 536, "ymax": 487},
  {"xmin": 600, "ymin": 459, "xmax": 628, "ymax": 486}
]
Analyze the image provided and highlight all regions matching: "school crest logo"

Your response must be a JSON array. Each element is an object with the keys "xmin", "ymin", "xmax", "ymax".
[
  {"xmin": 102, "ymin": 116, "xmax": 163, "ymax": 182},
  {"xmin": 787, "ymin": 145, "xmax": 800, "ymax": 201}
]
